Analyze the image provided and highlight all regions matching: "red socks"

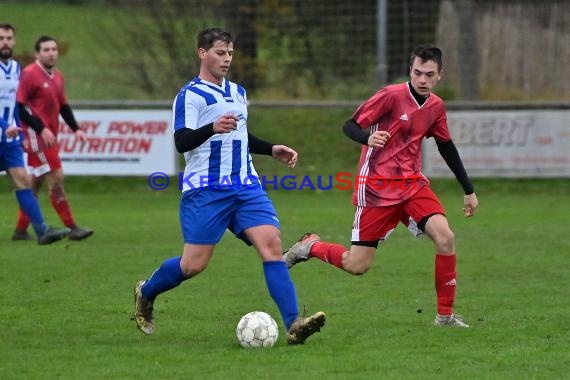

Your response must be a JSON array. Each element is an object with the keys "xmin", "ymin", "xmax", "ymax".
[
  {"xmin": 309, "ymin": 242, "xmax": 347, "ymax": 269},
  {"xmin": 16, "ymin": 209, "xmax": 30, "ymax": 230},
  {"xmin": 309, "ymin": 244, "xmax": 458, "ymax": 315},
  {"xmin": 16, "ymin": 188, "xmax": 77, "ymax": 231},
  {"xmin": 435, "ymin": 253, "xmax": 457, "ymax": 316},
  {"xmin": 50, "ymin": 188, "xmax": 75, "ymax": 228}
]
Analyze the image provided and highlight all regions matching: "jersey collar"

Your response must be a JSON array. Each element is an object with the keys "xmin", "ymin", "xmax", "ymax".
[
  {"xmin": 0, "ymin": 59, "xmax": 12, "ymax": 75},
  {"xmin": 194, "ymin": 76, "xmax": 232, "ymax": 100},
  {"xmin": 35, "ymin": 60, "xmax": 55, "ymax": 79},
  {"xmin": 407, "ymin": 81, "xmax": 429, "ymax": 109}
]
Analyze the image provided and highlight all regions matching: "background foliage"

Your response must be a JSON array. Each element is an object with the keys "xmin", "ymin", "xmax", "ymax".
[{"xmin": 6, "ymin": 0, "xmax": 569, "ymax": 101}]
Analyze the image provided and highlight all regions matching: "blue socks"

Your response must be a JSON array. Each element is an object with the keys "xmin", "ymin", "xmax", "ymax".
[
  {"xmin": 142, "ymin": 256, "xmax": 185, "ymax": 301},
  {"xmin": 15, "ymin": 189, "xmax": 48, "ymax": 237},
  {"xmin": 263, "ymin": 260, "xmax": 299, "ymax": 330},
  {"xmin": 141, "ymin": 258, "xmax": 299, "ymax": 330}
]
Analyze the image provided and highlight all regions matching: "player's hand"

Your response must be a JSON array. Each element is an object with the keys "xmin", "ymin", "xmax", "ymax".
[
  {"xmin": 463, "ymin": 192, "xmax": 478, "ymax": 217},
  {"xmin": 272, "ymin": 145, "xmax": 298, "ymax": 168},
  {"xmin": 213, "ymin": 113, "xmax": 239, "ymax": 134},
  {"xmin": 75, "ymin": 129, "xmax": 87, "ymax": 143},
  {"xmin": 40, "ymin": 128, "xmax": 57, "ymax": 148},
  {"xmin": 368, "ymin": 130, "xmax": 390, "ymax": 148},
  {"xmin": 5, "ymin": 125, "xmax": 21, "ymax": 138}
]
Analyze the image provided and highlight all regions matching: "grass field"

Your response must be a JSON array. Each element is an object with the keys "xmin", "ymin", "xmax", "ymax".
[
  {"xmin": 0, "ymin": 178, "xmax": 569, "ymax": 379},
  {"xmin": 2, "ymin": 1, "xmax": 569, "ymax": 378}
]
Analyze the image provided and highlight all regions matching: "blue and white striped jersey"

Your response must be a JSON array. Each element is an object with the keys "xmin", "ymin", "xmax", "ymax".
[
  {"xmin": 0, "ymin": 59, "xmax": 20, "ymax": 146},
  {"xmin": 172, "ymin": 76, "xmax": 259, "ymax": 192}
]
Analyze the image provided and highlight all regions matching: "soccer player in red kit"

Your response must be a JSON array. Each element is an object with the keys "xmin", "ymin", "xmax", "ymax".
[
  {"xmin": 13, "ymin": 35, "xmax": 93, "ymax": 241},
  {"xmin": 284, "ymin": 45, "xmax": 478, "ymax": 327}
]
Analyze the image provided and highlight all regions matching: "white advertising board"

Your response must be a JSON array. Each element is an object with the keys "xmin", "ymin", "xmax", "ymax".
[
  {"xmin": 423, "ymin": 110, "xmax": 570, "ymax": 177},
  {"xmin": 57, "ymin": 110, "xmax": 176, "ymax": 175}
]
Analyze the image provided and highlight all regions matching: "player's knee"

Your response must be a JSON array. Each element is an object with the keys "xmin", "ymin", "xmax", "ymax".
[
  {"xmin": 180, "ymin": 260, "xmax": 208, "ymax": 277},
  {"xmin": 14, "ymin": 178, "xmax": 31, "ymax": 190},
  {"xmin": 436, "ymin": 229, "xmax": 455, "ymax": 252},
  {"xmin": 256, "ymin": 232, "xmax": 283, "ymax": 261},
  {"xmin": 7, "ymin": 168, "xmax": 31, "ymax": 189},
  {"xmin": 47, "ymin": 180, "xmax": 64, "ymax": 194},
  {"xmin": 268, "ymin": 233, "xmax": 282, "ymax": 251},
  {"xmin": 343, "ymin": 257, "xmax": 371, "ymax": 275},
  {"xmin": 48, "ymin": 172, "xmax": 65, "ymax": 187}
]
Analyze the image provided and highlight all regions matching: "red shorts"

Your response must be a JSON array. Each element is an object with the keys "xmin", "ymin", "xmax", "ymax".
[
  {"xmin": 351, "ymin": 185, "xmax": 445, "ymax": 243},
  {"xmin": 26, "ymin": 144, "xmax": 62, "ymax": 177}
]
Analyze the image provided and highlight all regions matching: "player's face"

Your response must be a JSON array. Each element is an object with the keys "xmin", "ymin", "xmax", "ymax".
[
  {"xmin": 409, "ymin": 57, "xmax": 441, "ymax": 96},
  {"xmin": 0, "ymin": 28, "xmax": 15, "ymax": 61},
  {"xmin": 36, "ymin": 40, "xmax": 59, "ymax": 69},
  {"xmin": 199, "ymin": 40, "xmax": 233, "ymax": 84}
]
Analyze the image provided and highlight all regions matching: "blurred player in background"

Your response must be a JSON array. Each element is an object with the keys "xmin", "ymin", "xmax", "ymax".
[
  {"xmin": 0, "ymin": 23, "xmax": 69, "ymax": 244},
  {"xmin": 284, "ymin": 45, "xmax": 478, "ymax": 328},
  {"xmin": 13, "ymin": 35, "xmax": 93, "ymax": 242},
  {"xmin": 134, "ymin": 27, "xmax": 325, "ymax": 344}
]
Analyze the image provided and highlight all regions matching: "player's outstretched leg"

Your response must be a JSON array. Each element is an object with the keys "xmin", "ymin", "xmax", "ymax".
[
  {"xmin": 434, "ymin": 313, "xmax": 469, "ymax": 328},
  {"xmin": 287, "ymin": 311, "xmax": 326, "ymax": 345},
  {"xmin": 282, "ymin": 232, "xmax": 320, "ymax": 269},
  {"xmin": 134, "ymin": 280, "xmax": 155, "ymax": 335}
]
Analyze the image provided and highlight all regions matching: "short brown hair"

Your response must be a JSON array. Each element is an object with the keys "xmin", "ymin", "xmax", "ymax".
[
  {"xmin": 410, "ymin": 45, "xmax": 443, "ymax": 72},
  {"xmin": 197, "ymin": 28, "xmax": 233, "ymax": 50},
  {"xmin": 35, "ymin": 35, "xmax": 57, "ymax": 52}
]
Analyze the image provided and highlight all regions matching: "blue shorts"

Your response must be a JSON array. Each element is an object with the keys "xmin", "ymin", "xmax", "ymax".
[
  {"xmin": 180, "ymin": 185, "xmax": 280, "ymax": 245},
  {"xmin": 0, "ymin": 143, "xmax": 25, "ymax": 172}
]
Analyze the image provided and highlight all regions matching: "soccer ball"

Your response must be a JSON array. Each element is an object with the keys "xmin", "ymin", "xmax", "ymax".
[{"xmin": 236, "ymin": 311, "xmax": 279, "ymax": 348}]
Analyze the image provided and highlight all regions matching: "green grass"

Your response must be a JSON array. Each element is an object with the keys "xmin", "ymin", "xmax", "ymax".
[
  {"xmin": 2, "ymin": 5, "xmax": 569, "ymax": 376},
  {"xmin": 0, "ymin": 179, "xmax": 569, "ymax": 379}
]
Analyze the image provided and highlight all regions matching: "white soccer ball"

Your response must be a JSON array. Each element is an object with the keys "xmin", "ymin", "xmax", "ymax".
[{"xmin": 236, "ymin": 311, "xmax": 279, "ymax": 348}]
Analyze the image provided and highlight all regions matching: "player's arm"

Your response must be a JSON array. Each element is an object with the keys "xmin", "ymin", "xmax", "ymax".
[
  {"xmin": 343, "ymin": 119, "xmax": 369, "ymax": 144},
  {"xmin": 248, "ymin": 132, "xmax": 273, "ymax": 155},
  {"xmin": 60, "ymin": 104, "xmax": 88, "ymax": 143},
  {"xmin": 174, "ymin": 113, "xmax": 241, "ymax": 153},
  {"xmin": 18, "ymin": 102, "xmax": 58, "ymax": 147},
  {"xmin": 59, "ymin": 104, "xmax": 80, "ymax": 132},
  {"xmin": 17, "ymin": 101, "xmax": 45, "ymax": 133},
  {"xmin": 343, "ymin": 119, "xmax": 390, "ymax": 148},
  {"xmin": 436, "ymin": 139, "xmax": 478, "ymax": 216},
  {"xmin": 436, "ymin": 139, "xmax": 473, "ymax": 194},
  {"xmin": 248, "ymin": 132, "xmax": 297, "ymax": 167},
  {"xmin": 174, "ymin": 123, "xmax": 214, "ymax": 153}
]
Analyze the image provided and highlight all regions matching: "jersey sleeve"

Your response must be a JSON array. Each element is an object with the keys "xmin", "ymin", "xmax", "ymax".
[
  {"xmin": 352, "ymin": 88, "xmax": 392, "ymax": 129},
  {"xmin": 427, "ymin": 103, "xmax": 451, "ymax": 142},
  {"xmin": 172, "ymin": 89, "xmax": 200, "ymax": 133}
]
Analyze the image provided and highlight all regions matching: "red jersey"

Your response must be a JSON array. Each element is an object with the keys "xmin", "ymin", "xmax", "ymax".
[
  {"xmin": 17, "ymin": 61, "xmax": 67, "ymax": 151},
  {"xmin": 351, "ymin": 82, "xmax": 451, "ymax": 206}
]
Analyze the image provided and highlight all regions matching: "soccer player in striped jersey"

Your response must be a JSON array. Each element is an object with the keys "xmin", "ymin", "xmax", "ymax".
[
  {"xmin": 134, "ymin": 28, "xmax": 325, "ymax": 344},
  {"xmin": 13, "ymin": 35, "xmax": 93, "ymax": 242},
  {"xmin": 0, "ymin": 23, "xmax": 69, "ymax": 244},
  {"xmin": 284, "ymin": 45, "xmax": 479, "ymax": 328}
]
